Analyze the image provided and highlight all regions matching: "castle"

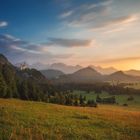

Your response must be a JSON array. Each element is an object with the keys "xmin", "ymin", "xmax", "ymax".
[{"xmin": 20, "ymin": 62, "xmax": 28, "ymax": 70}]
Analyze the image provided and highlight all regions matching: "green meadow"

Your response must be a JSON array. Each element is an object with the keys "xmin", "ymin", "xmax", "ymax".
[
  {"xmin": 0, "ymin": 99, "xmax": 140, "ymax": 140},
  {"xmin": 72, "ymin": 90, "xmax": 140, "ymax": 107}
]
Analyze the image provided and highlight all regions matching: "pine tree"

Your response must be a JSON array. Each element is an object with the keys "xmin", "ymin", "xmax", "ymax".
[
  {"xmin": 19, "ymin": 80, "xmax": 29, "ymax": 100},
  {"xmin": 96, "ymin": 94, "xmax": 102, "ymax": 103},
  {"xmin": 0, "ymin": 72, "xmax": 7, "ymax": 97},
  {"xmin": 79, "ymin": 94, "xmax": 84, "ymax": 105}
]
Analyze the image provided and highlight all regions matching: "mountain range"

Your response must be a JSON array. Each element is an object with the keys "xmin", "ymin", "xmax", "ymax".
[
  {"xmin": 52, "ymin": 67, "xmax": 140, "ymax": 83},
  {"xmin": 15, "ymin": 62, "xmax": 140, "ymax": 77},
  {"xmin": 29, "ymin": 62, "xmax": 82, "ymax": 73},
  {"xmin": 14, "ymin": 60, "xmax": 140, "ymax": 83}
]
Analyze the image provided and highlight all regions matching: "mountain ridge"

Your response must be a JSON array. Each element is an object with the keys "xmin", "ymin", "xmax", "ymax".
[
  {"xmin": 15, "ymin": 62, "xmax": 140, "ymax": 76},
  {"xmin": 54, "ymin": 67, "xmax": 140, "ymax": 83}
]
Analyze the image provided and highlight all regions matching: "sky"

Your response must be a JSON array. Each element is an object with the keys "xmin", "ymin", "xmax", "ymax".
[{"xmin": 0, "ymin": 0, "xmax": 140, "ymax": 70}]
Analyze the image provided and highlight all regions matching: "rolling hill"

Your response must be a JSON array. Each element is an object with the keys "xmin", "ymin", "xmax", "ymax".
[
  {"xmin": 70, "ymin": 67, "xmax": 103, "ymax": 81},
  {"xmin": 106, "ymin": 71, "xmax": 140, "ymax": 82},
  {"xmin": 125, "ymin": 69, "xmax": 140, "ymax": 76}
]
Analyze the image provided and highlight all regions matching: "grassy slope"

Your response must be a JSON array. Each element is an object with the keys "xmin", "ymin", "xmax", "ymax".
[
  {"xmin": 0, "ymin": 99, "xmax": 140, "ymax": 140},
  {"xmin": 72, "ymin": 90, "xmax": 140, "ymax": 107}
]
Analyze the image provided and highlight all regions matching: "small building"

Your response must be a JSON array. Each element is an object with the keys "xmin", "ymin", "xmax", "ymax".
[{"xmin": 20, "ymin": 62, "xmax": 28, "ymax": 70}]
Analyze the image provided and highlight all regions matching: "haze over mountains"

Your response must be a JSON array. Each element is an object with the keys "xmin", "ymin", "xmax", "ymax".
[
  {"xmin": 53, "ymin": 67, "xmax": 140, "ymax": 83},
  {"xmin": 33, "ymin": 62, "xmax": 117, "ymax": 74},
  {"xmin": 16, "ymin": 62, "xmax": 82, "ymax": 74},
  {"xmin": 90, "ymin": 65, "xmax": 117, "ymax": 75},
  {"xmin": 15, "ymin": 62, "xmax": 140, "ymax": 77},
  {"xmin": 15, "ymin": 62, "xmax": 118, "ymax": 74}
]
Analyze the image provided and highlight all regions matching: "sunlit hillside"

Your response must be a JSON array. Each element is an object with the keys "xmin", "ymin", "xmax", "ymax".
[{"xmin": 0, "ymin": 99, "xmax": 140, "ymax": 140}]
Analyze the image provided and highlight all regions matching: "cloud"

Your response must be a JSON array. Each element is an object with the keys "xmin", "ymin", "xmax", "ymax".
[
  {"xmin": 97, "ymin": 56, "xmax": 140, "ymax": 63},
  {"xmin": 60, "ymin": 10, "xmax": 73, "ymax": 18},
  {"xmin": 0, "ymin": 21, "xmax": 8, "ymax": 27},
  {"xmin": 93, "ymin": 15, "xmax": 138, "ymax": 29},
  {"xmin": 107, "ymin": 15, "xmax": 138, "ymax": 25},
  {"xmin": 89, "ymin": 15, "xmax": 139, "ymax": 32},
  {"xmin": 65, "ymin": 5, "xmax": 109, "ymax": 27},
  {"xmin": 45, "ymin": 38, "xmax": 93, "ymax": 47},
  {"xmin": 0, "ymin": 34, "xmax": 30, "ymax": 52},
  {"xmin": 10, "ymin": 45, "xmax": 42, "ymax": 54},
  {"xmin": 60, "ymin": 0, "xmax": 112, "ymax": 27},
  {"xmin": 60, "ymin": 0, "xmax": 138, "ymax": 30},
  {"xmin": 103, "ymin": 27, "xmax": 124, "ymax": 34},
  {"xmin": 0, "ymin": 34, "xmax": 73, "ymax": 64}
]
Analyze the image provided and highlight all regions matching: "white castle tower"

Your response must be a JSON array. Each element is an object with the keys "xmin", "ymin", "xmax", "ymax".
[{"xmin": 20, "ymin": 62, "xmax": 28, "ymax": 70}]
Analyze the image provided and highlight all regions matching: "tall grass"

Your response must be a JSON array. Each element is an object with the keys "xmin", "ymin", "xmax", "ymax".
[{"xmin": 0, "ymin": 99, "xmax": 140, "ymax": 140}]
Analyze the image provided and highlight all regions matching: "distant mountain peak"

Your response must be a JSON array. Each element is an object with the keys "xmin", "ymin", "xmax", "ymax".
[
  {"xmin": 111, "ymin": 71, "xmax": 124, "ymax": 75},
  {"xmin": 89, "ymin": 65, "xmax": 117, "ymax": 74},
  {"xmin": 73, "ymin": 67, "xmax": 102, "ymax": 77},
  {"xmin": 51, "ymin": 62, "xmax": 66, "ymax": 67},
  {"xmin": 81, "ymin": 66, "xmax": 97, "ymax": 72},
  {"xmin": 82, "ymin": 66, "xmax": 93, "ymax": 70},
  {"xmin": 50, "ymin": 62, "xmax": 83, "ymax": 73}
]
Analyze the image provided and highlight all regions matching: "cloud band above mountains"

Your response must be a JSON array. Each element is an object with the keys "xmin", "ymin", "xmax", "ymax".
[
  {"xmin": 45, "ymin": 38, "xmax": 93, "ymax": 47},
  {"xmin": 60, "ymin": 0, "xmax": 139, "ymax": 30}
]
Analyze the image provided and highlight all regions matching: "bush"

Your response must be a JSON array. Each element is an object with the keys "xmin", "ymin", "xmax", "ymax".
[
  {"xmin": 123, "ymin": 103, "xmax": 128, "ymax": 106},
  {"xmin": 127, "ymin": 96, "xmax": 134, "ymax": 101},
  {"xmin": 87, "ymin": 100, "xmax": 97, "ymax": 107}
]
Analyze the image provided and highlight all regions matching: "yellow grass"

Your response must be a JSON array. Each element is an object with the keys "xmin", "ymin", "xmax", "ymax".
[{"xmin": 0, "ymin": 99, "xmax": 140, "ymax": 140}]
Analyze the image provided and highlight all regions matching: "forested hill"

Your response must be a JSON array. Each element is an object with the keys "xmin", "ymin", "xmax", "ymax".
[{"xmin": 0, "ymin": 53, "xmax": 52, "ymax": 101}]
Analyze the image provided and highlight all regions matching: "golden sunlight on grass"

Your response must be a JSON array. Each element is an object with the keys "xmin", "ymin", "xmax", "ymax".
[{"xmin": 0, "ymin": 99, "xmax": 140, "ymax": 140}]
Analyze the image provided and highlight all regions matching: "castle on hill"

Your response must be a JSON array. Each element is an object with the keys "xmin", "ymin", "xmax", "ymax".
[{"xmin": 20, "ymin": 62, "xmax": 28, "ymax": 70}]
